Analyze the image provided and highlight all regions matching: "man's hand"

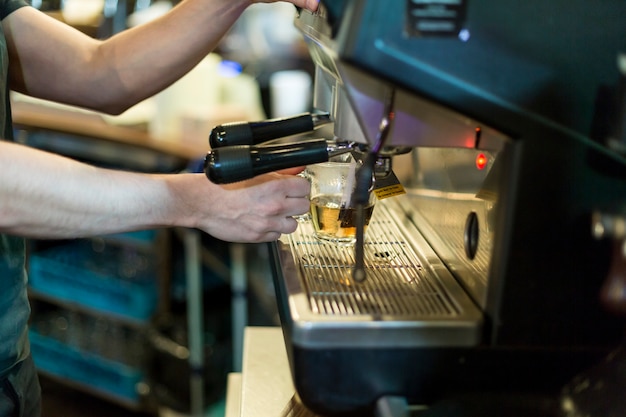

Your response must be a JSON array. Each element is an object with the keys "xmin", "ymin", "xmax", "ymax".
[{"xmin": 167, "ymin": 172, "xmax": 311, "ymax": 243}]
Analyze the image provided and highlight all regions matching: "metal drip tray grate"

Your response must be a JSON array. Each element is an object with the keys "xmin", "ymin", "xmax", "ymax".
[{"xmin": 287, "ymin": 203, "xmax": 460, "ymax": 318}]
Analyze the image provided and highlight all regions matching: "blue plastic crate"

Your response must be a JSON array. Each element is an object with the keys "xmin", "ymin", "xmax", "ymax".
[
  {"xmin": 104, "ymin": 230, "xmax": 159, "ymax": 244},
  {"xmin": 29, "ymin": 330, "xmax": 144, "ymax": 404},
  {"xmin": 28, "ymin": 241, "xmax": 158, "ymax": 321}
]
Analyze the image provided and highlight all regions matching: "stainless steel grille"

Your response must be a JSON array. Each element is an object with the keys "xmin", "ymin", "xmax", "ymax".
[{"xmin": 287, "ymin": 203, "xmax": 461, "ymax": 317}]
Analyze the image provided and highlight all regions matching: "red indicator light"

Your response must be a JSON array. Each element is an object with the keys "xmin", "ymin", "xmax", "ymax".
[{"xmin": 475, "ymin": 153, "xmax": 487, "ymax": 170}]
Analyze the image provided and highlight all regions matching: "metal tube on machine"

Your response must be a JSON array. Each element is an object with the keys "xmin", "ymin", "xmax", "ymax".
[
  {"xmin": 352, "ymin": 90, "xmax": 395, "ymax": 283},
  {"xmin": 184, "ymin": 230, "xmax": 204, "ymax": 417}
]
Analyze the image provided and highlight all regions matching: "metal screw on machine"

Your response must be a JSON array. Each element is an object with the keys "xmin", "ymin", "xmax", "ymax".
[
  {"xmin": 591, "ymin": 210, "xmax": 626, "ymax": 314},
  {"xmin": 593, "ymin": 211, "xmax": 626, "ymax": 236}
]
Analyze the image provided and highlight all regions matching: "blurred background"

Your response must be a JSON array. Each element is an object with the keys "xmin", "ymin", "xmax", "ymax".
[{"xmin": 17, "ymin": 1, "xmax": 316, "ymax": 416}]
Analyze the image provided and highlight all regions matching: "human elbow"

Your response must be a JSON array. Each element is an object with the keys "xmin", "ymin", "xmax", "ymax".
[{"xmin": 94, "ymin": 96, "xmax": 138, "ymax": 116}]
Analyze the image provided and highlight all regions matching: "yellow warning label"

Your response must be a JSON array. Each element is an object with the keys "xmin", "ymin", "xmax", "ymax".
[{"xmin": 374, "ymin": 184, "xmax": 406, "ymax": 200}]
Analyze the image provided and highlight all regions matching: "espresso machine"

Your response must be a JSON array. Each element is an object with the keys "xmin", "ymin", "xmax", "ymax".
[{"xmin": 206, "ymin": 1, "xmax": 626, "ymax": 415}]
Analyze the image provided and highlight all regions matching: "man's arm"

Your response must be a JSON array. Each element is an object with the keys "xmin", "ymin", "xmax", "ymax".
[
  {"xmin": 2, "ymin": 0, "xmax": 317, "ymax": 115},
  {"xmin": 0, "ymin": 0, "xmax": 316, "ymax": 242},
  {"xmin": 0, "ymin": 141, "xmax": 310, "ymax": 242}
]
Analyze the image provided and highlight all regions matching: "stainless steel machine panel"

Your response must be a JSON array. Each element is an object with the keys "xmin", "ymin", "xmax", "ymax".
[
  {"xmin": 274, "ymin": 198, "xmax": 482, "ymax": 349},
  {"xmin": 263, "ymin": 2, "xmax": 626, "ymax": 415}
]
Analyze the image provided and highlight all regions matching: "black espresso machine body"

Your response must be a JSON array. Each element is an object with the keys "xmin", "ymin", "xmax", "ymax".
[{"xmin": 268, "ymin": 1, "xmax": 626, "ymax": 415}]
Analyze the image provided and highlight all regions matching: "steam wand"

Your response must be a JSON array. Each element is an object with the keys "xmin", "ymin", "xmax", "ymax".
[{"xmin": 353, "ymin": 90, "xmax": 395, "ymax": 282}]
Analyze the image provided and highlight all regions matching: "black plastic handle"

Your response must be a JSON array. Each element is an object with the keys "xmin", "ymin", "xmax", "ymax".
[
  {"xmin": 209, "ymin": 113, "xmax": 316, "ymax": 148},
  {"xmin": 204, "ymin": 139, "xmax": 329, "ymax": 184}
]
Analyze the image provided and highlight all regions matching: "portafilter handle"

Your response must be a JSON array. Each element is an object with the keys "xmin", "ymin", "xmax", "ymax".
[
  {"xmin": 204, "ymin": 139, "xmax": 353, "ymax": 184},
  {"xmin": 209, "ymin": 112, "xmax": 332, "ymax": 148}
]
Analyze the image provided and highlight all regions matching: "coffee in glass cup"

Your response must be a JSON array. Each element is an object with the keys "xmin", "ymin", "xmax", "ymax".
[{"xmin": 305, "ymin": 156, "xmax": 376, "ymax": 244}]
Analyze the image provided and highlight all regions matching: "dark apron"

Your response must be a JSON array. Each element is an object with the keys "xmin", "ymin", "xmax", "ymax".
[{"xmin": 0, "ymin": 355, "xmax": 41, "ymax": 417}]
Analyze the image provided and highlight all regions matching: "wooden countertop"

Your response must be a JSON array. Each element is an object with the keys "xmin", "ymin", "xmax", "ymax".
[
  {"xmin": 236, "ymin": 327, "xmax": 321, "ymax": 417},
  {"xmin": 11, "ymin": 99, "xmax": 210, "ymax": 161}
]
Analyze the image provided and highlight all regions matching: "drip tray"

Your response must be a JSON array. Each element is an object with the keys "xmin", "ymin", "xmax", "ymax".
[{"xmin": 271, "ymin": 197, "xmax": 483, "ymax": 349}]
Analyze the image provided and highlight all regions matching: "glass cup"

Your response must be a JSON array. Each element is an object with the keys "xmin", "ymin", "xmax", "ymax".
[{"xmin": 304, "ymin": 156, "xmax": 376, "ymax": 244}]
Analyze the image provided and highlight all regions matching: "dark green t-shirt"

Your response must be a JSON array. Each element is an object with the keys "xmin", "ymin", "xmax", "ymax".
[{"xmin": 0, "ymin": 0, "xmax": 31, "ymax": 377}]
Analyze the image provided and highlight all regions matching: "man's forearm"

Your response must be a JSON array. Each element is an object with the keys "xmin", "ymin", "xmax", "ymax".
[
  {"xmin": 91, "ymin": 0, "xmax": 253, "ymax": 113},
  {"xmin": 0, "ymin": 141, "xmax": 173, "ymax": 238},
  {"xmin": 0, "ymin": 140, "xmax": 312, "ymax": 243},
  {"xmin": 4, "ymin": 0, "xmax": 253, "ymax": 114}
]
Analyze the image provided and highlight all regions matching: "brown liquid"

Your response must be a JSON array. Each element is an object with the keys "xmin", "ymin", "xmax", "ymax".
[{"xmin": 310, "ymin": 195, "xmax": 375, "ymax": 240}]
